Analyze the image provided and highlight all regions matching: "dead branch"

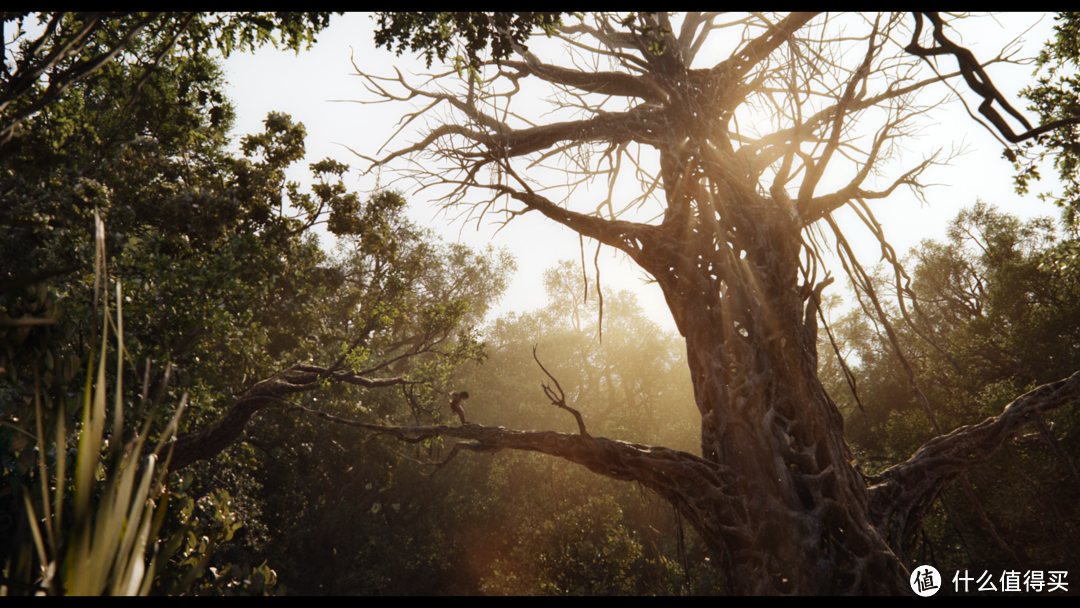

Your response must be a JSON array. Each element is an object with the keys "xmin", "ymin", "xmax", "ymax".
[
  {"xmin": 905, "ymin": 12, "xmax": 1080, "ymax": 144},
  {"xmin": 533, "ymin": 345, "xmax": 590, "ymax": 437}
]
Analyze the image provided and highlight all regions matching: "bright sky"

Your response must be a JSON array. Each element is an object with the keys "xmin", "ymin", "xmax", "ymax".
[{"xmin": 223, "ymin": 13, "xmax": 1065, "ymax": 334}]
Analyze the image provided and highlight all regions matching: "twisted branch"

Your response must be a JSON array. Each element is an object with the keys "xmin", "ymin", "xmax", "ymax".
[
  {"xmin": 905, "ymin": 12, "xmax": 1080, "ymax": 144},
  {"xmin": 868, "ymin": 370, "xmax": 1080, "ymax": 548},
  {"xmin": 533, "ymin": 345, "xmax": 590, "ymax": 437}
]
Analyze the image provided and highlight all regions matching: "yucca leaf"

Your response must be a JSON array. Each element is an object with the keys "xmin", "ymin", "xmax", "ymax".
[
  {"xmin": 8, "ymin": 212, "xmax": 195, "ymax": 596},
  {"xmin": 112, "ymin": 454, "xmax": 158, "ymax": 589},
  {"xmin": 21, "ymin": 490, "xmax": 48, "ymax": 569}
]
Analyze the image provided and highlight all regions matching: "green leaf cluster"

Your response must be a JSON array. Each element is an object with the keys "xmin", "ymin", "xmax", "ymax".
[
  {"xmin": 373, "ymin": 12, "xmax": 566, "ymax": 70},
  {"xmin": 1014, "ymin": 12, "xmax": 1080, "ymax": 227}
]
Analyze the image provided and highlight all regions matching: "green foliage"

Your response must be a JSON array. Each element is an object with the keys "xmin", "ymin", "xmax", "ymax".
[
  {"xmin": 1, "ymin": 212, "xmax": 279, "ymax": 595},
  {"xmin": 239, "ymin": 230, "xmax": 515, "ymax": 594},
  {"xmin": 2, "ymin": 32, "xmax": 379, "ymax": 445},
  {"xmin": 2, "ymin": 218, "xmax": 177, "ymax": 595},
  {"xmin": 1013, "ymin": 12, "xmax": 1080, "ymax": 227},
  {"xmin": 479, "ymin": 470, "xmax": 644, "ymax": 595},
  {"xmin": 474, "ymin": 454, "xmax": 713, "ymax": 596},
  {"xmin": 184, "ymin": 13, "xmax": 338, "ymax": 58},
  {"xmin": 373, "ymin": 12, "xmax": 567, "ymax": 71},
  {"xmin": 3, "ymin": 22, "xmax": 520, "ymax": 594},
  {"xmin": 153, "ymin": 483, "xmax": 281, "ymax": 596},
  {"xmin": 0, "ymin": 13, "xmax": 340, "ymax": 147}
]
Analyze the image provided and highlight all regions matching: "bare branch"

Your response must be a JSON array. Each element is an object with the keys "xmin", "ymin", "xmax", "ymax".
[
  {"xmin": 714, "ymin": 12, "xmax": 820, "ymax": 82},
  {"xmin": 498, "ymin": 57, "xmax": 669, "ymax": 103},
  {"xmin": 905, "ymin": 12, "xmax": 1080, "ymax": 144},
  {"xmin": 273, "ymin": 409, "xmax": 741, "ymax": 512},
  {"xmin": 533, "ymin": 346, "xmax": 589, "ymax": 436},
  {"xmin": 796, "ymin": 15, "xmax": 880, "ymax": 206}
]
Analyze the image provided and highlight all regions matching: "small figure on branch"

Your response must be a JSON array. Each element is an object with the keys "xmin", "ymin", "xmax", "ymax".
[{"xmin": 449, "ymin": 391, "xmax": 470, "ymax": 425}]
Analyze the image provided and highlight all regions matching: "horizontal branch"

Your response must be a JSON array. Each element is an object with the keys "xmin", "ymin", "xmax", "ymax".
[
  {"xmin": 867, "ymin": 369, "xmax": 1080, "ymax": 540},
  {"xmin": 506, "ymin": 189, "xmax": 654, "ymax": 259},
  {"xmin": 499, "ymin": 56, "xmax": 668, "ymax": 103},
  {"xmin": 286, "ymin": 407, "xmax": 739, "ymax": 503},
  {"xmin": 362, "ymin": 105, "xmax": 666, "ymax": 171},
  {"xmin": 164, "ymin": 364, "xmax": 412, "ymax": 471}
]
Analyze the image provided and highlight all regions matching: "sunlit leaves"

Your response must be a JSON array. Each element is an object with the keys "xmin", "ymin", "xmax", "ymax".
[
  {"xmin": 373, "ymin": 12, "xmax": 566, "ymax": 70},
  {"xmin": 1016, "ymin": 12, "xmax": 1080, "ymax": 227}
]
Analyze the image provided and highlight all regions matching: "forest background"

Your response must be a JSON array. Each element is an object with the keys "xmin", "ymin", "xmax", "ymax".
[{"xmin": 1, "ymin": 12, "xmax": 1080, "ymax": 595}]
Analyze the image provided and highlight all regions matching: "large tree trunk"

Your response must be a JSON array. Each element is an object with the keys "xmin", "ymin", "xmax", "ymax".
[{"xmin": 635, "ymin": 172, "xmax": 910, "ymax": 592}]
